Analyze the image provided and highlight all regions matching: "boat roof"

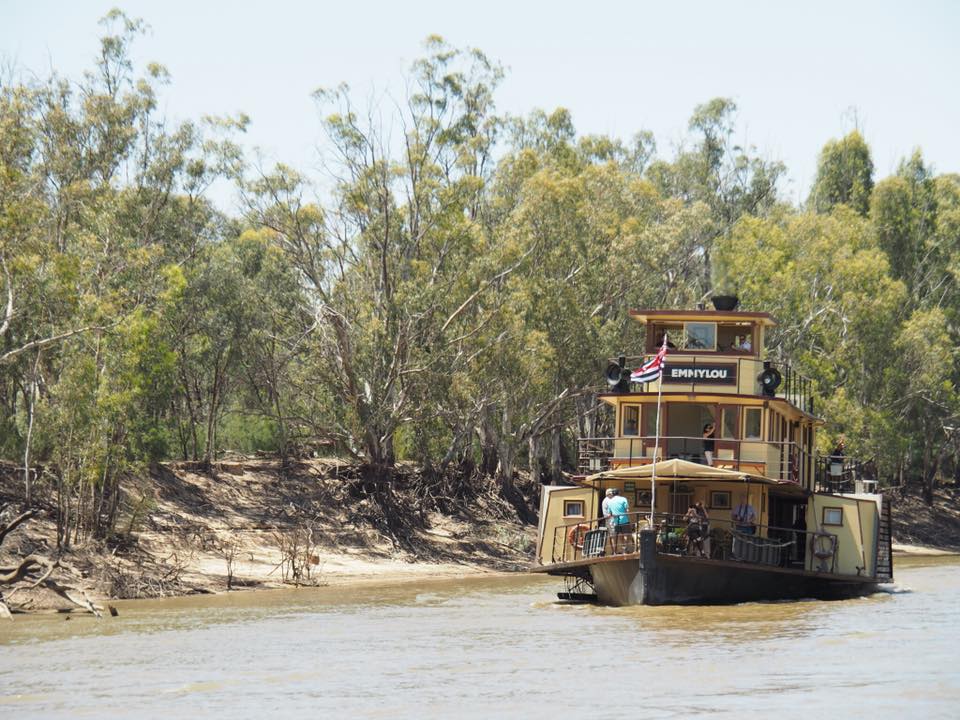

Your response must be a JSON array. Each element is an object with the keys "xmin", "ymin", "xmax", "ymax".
[
  {"xmin": 629, "ymin": 309, "xmax": 777, "ymax": 327},
  {"xmin": 583, "ymin": 458, "xmax": 802, "ymax": 489}
]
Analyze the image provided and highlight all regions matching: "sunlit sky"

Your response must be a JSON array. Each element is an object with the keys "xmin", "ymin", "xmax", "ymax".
[{"xmin": 3, "ymin": 0, "xmax": 958, "ymax": 208}]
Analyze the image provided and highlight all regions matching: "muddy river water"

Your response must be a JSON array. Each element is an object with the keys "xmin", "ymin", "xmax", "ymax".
[{"xmin": 2, "ymin": 557, "xmax": 959, "ymax": 719}]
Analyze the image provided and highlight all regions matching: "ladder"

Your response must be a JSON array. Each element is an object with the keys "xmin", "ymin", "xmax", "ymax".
[{"xmin": 875, "ymin": 496, "xmax": 893, "ymax": 580}]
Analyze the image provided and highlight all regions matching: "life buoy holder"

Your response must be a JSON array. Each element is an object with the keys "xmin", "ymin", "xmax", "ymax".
[
  {"xmin": 567, "ymin": 524, "xmax": 591, "ymax": 549},
  {"xmin": 810, "ymin": 530, "xmax": 838, "ymax": 560}
]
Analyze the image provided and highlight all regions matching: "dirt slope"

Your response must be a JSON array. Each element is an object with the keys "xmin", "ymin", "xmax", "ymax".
[{"xmin": 0, "ymin": 459, "xmax": 538, "ymax": 612}]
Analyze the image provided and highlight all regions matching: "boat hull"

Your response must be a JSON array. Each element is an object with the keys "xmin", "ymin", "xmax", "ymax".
[{"xmin": 588, "ymin": 553, "xmax": 883, "ymax": 606}]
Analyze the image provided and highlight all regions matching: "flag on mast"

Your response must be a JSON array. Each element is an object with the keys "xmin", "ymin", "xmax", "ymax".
[{"xmin": 630, "ymin": 334, "xmax": 669, "ymax": 384}]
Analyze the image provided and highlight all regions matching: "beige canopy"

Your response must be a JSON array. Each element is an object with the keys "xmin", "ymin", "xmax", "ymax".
[{"xmin": 585, "ymin": 458, "xmax": 784, "ymax": 486}]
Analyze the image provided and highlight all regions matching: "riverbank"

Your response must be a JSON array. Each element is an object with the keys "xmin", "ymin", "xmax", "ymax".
[{"xmin": 0, "ymin": 458, "xmax": 538, "ymax": 613}]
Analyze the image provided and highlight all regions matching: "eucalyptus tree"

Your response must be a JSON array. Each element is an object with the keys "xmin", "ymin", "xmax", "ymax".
[
  {"xmin": 809, "ymin": 131, "xmax": 875, "ymax": 216},
  {"xmin": 0, "ymin": 11, "xmax": 237, "ymax": 539},
  {"xmin": 242, "ymin": 38, "xmax": 508, "ymax": 475}
]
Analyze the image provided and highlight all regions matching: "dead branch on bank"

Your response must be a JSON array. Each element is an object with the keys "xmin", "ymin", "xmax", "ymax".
[
  {"xmin": 0, "ymin": 507, "xmax": 104, "ymax": 618},
  {"xmin": 271, "ymin": 522, "xmax": 323, "ymax": 586}
]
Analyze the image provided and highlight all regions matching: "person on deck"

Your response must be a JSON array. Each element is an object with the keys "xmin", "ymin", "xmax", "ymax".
[
  {"xmin": 731, "ymin": 496, "xmax": 756, "ymax": 535},
  {"xmin": 694, "ymin": 501, "xmax": 711, "ymax": 556},
  {"xmin": 602, "ymin": 488, "xmax": 616, "ymax": 534},
  {"xmin": 702, "ymin": 423, "xmax": 716, "ymax": 466},
  {"xmin": 829, "ymin": 436, "xmax": 846, "ymax": 488},
  {"xmin": 606, "ymin": 488, "xmax": 631, "ymax": 553},
  {"xmin": 684, "ymin": 503, "xmax": 706, "ymax": 557}
]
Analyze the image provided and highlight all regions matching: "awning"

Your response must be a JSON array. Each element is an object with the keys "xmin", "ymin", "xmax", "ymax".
[{"xmin": 584, "ymin": 458, "xmax": 792, "ymax": 487}]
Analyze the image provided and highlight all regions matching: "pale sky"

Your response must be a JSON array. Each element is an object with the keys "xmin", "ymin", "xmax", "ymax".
[{"xmin": 2, "ymin": 0, "xmax": 958, "ymax": 209}]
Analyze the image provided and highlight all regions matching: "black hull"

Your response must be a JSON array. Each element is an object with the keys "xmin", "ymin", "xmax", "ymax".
[{"xmin": 589, "ymin": 554, "xmax": 883, "ymax": 606}]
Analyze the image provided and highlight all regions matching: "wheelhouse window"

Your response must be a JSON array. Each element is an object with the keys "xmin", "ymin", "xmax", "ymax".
[
  {"xmin": 744, "ymin": 408, "xmax": 762, "ymax": 439},
  {"xmin": 684, "ymin": 322, "xmax": 716, "ymax": 351},
  {"xmin": 650, "ymin": 323, "xmax": 682, "ymax": 351},
  {"xmin": 622, "ymin": 405, "xmax": 640, "ymax": 436},
  {"xmin": 717, "ymin": 323, "xmax": 754, "ymax": 353},
  {"xmin": 563, "ymin": 500, "xmax": 585, "ymax": 518}
]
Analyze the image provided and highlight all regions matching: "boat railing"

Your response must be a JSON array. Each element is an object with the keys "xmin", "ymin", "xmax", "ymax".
[
  {"xmin": 577, "ymin": 435, "xmax": 814, "ymax": 484},
  {"xmin": 617, "ymin": 354, "xmax": 815, "ymax": 413},
  {"xmin": 550, "ymin": 512, "xmax": 843, "ymax": 575},
  {"xmin": 813, "ymin": 455, "xmax": 878, "ymax": 494}
]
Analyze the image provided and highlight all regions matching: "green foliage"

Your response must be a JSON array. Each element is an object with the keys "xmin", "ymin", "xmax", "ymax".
[
  {"xmin": 1, "ymin": 18, "xmax": 958, "ymax": 519},
  {"xmin": 810, "ymin": 131, "xmax": 874, "ymax": 215}
]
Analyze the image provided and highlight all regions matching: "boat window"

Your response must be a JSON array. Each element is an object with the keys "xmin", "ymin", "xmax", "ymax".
[
  {"xmin": 563, "ymin": 500, "xmax": 584, "ymax": 518},
  {"xmin": 744, "ymin": 408, "xmax": 762, "ymax": 439},
  {"xmin": 717, "ymin": 323, "xmax": 754, "ymax": 353},
  {"xmin": 635, "ymin": 489, "xmax": 652, "ymax": 508},
  {"xmin": 720, "ymin": 406, "xmax": 738, "ymax": 439},
  {"xmin": 650, "ymin": 323, "xmax": 682, "ymax": 351},
  {"xmin": 710, "ymin": 490, "xmax": 731, "ymax": 509},
  {"xmin": 684, "ymin": 322, "xmax": 716, "ymax": 351},
  {"xmin": 622, "ymin": 405, "xmax": 640, "ymax": 436},
  {"xmin": 642, "ymin": 404, "xmax": 659, "ymax": 437},
  {"xmin": 822, "ymin": 507, "xmax": 843, "ymax": 526}
]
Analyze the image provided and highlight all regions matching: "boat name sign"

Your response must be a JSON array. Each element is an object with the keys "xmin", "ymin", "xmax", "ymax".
[{"xmin": 664, "ymin": 363, "xmax": 737, "ymax": 384}]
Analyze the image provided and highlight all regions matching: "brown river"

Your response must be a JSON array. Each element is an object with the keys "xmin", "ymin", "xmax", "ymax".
[{"xmin": 2, "ymin": 556, "xmax": 959, "ymax": 719}]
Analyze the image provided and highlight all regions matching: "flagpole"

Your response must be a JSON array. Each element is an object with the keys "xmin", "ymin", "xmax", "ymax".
[
  {"xmin": 633, "ymin": 333, "xmax": 668, "ymax": 528},
  {"xmin": 650, "ymin": 371, "xmax": 663, "ymax": 527}
]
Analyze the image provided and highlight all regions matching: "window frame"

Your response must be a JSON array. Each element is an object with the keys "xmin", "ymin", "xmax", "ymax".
[
  {"xmin": 743, "ymin": 407, "xmax": 763, "ymax": 440},
  {"xmin": 710, "ymin": 490, "xmax": 732, "ymax": 509},
  {"xmin": 563, "ymin": 500, "xmax": 585, "ymax": 518},
  {"xmin": 822, "ymin": 507, "xmax": 844, "ymax": 526},
  {"xmin": 622, "ymin": 404, "xmax": 640, "ymax": 436},
  {"xmin": 684, "ymin": 322, "xmax": 717, "ymax": 351}
]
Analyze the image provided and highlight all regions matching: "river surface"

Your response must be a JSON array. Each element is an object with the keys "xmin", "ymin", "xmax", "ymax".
[{"xmin": 1, "ymin": 556, "xmax": 959, "ymax": 719}]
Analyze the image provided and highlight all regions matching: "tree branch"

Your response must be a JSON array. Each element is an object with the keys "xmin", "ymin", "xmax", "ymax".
[{"xmin": 0, "ymin": 325, "xmax": 108, "ymax": 365}]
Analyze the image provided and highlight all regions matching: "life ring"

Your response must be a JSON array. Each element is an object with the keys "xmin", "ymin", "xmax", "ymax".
[
  {"xmin": 567, "ymin": 524, "xmax": 591, "ymax": 549},
  {"xmin": 810, "ymin": 530, "xmax": 838, "ymax": 559}
]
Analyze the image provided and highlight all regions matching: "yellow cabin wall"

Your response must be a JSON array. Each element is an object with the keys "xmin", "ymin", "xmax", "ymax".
[
  {"xmin": 808, "ymin": 495, "xmax": 879, "ymax": 576},
  {"xmin": 536, "ymin": 486, "xmax": 597, "ymax": 565}
]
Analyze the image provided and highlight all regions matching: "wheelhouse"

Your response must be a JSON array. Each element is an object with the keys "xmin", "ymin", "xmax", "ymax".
[{"xmin": 581, "ymin": 308, "xmax": 820, "ymax": 489}]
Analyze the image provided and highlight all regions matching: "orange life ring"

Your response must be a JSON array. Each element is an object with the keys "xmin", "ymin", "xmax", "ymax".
[{"xmin": 567, "ymin": 524, "xmax": 591, "ymax": 549}]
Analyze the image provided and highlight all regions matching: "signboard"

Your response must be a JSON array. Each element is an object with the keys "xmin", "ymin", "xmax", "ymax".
[{"xmin": 663, "ymin": 363, "xmax": 737, "ymax": 385}]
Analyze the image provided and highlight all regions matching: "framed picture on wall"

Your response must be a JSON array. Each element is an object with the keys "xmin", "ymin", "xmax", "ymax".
[
  {"xmin": 635, "ymin": 489, "xmax": 652, "ymax": 507},
  {"xmin": 710, "ymin": 490, "xmax": 731, "ymax": 509}
]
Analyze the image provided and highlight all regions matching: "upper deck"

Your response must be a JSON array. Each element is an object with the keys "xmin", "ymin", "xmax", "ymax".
[
  {"xmin": 605, "ymin": 306, "xmax": 815, "ymax": 415},
  {"xmin": 591, "ymin": 301, "xmax": 820, "ymax": 486}
]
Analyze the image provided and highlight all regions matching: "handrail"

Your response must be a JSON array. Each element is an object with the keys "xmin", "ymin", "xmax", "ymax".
[
  {"xmin": 550, "ymin": 511, "xmax": 846, "ymax": 576},
  {"xmin": 578, "ymin": 435, "xmax": 812, "ymax": 483}
]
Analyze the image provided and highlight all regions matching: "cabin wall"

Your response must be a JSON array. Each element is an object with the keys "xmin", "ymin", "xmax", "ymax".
[
  {"xmin": 536, "ymin": 486, "xmax": 597, "ymax": 565},
  {"xmin": 808, "ymin": 495, "xmax": 879, "ymax": 576}
]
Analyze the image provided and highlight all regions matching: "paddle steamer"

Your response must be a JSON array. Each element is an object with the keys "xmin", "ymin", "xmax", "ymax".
[{"xmin": 531, "ymin": 297, "xmax": 893, "ymax": 605}]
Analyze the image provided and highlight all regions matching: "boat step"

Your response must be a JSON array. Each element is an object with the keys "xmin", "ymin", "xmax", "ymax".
[{"xmin": 557, "ymin": 592, "xmax": 598, "ymax": 603}]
